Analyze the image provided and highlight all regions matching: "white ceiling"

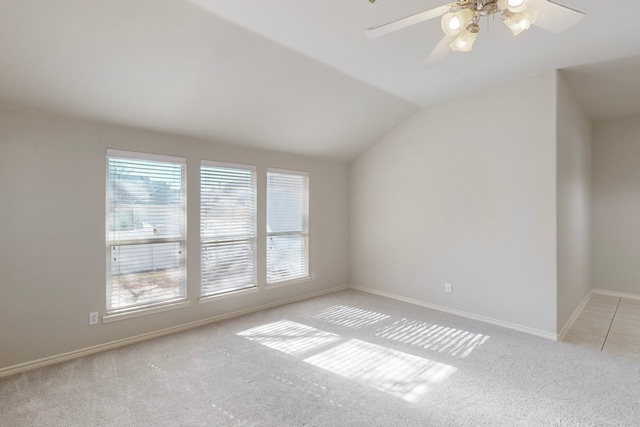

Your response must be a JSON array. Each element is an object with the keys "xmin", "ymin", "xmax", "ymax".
[{"xmin": 1, "ymin": 0, "xmax": 639, "ymax": 160}]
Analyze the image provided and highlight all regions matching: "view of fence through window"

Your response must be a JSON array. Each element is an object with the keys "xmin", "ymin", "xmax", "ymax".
[{"xmin": 106, "ymin": 150, "xmax": 186, "ymax": 311}]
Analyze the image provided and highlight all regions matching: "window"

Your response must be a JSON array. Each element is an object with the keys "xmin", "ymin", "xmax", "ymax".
[
  {"xmin": 266, "ymin": 169, "xmax": 309, "ymax": 284},
  {"xmin": 200, "ymin": 162, "xmax": 257, "ymax": 297},
  {"xmin": 106, "ymin": 150, "xmax": 186, "ymax": 312}
]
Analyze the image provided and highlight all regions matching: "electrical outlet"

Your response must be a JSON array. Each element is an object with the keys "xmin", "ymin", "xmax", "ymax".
[
  {"xmin": 89, "ymin": 312, "xmax": 99, "ymax": 326},
  {"xmin": 311, "ymin": 272, "xmax": 317, "ymax": 280},
  {"xmin": 444, "ymin": 283, "xmax": 452, "ymax": 293}
]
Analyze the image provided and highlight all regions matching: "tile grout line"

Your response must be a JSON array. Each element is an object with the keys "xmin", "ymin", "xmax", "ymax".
[{"xmin": 601, "ymin": 297, "xmax": 621, "ymax": 352}]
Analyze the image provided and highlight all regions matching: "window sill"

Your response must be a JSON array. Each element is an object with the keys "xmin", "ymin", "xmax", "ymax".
[
  {"xmin": 198, "ymin": 287, "xmax": 260, "ymax": 304},
  {"xmin": 103, "ymin": 300, "xmax": 191, "ymax": 324},
  {"xmin": 265, "ymin": 276, "xmax": 311, "ymax": 290}
]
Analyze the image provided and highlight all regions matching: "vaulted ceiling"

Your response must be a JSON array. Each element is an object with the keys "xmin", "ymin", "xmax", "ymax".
[{"xmin": 1, "ymin": 0, "xmax": 639, "ymax": 160}]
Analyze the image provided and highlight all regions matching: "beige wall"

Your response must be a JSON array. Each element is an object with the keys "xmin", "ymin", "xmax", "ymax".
[
  {"xmin": 0, "ymin": 108, "xmax": 350, "ymax": 370},
  {"xmin": 556, "ymin": 72, "xmax": 592, "ymax": 330},
  {"xmin": 350, "ymin": 72, "xmax": 559, "ymax": 335},
  {"xmin": 592, "ymin": 115, "xmax": 640, "ymax": 294},
  {"xmin": 3, "ymin": 70, "xmax": 620, "ymax": 371}
]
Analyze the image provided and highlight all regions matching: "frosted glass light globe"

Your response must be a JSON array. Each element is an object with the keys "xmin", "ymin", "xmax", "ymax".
[{"xmin": 506, "ymin": 0, "xmax": 528, "ymax": 13}]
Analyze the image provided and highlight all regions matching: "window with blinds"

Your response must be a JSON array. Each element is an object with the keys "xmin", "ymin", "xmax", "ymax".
[
  {"xmin": 266, "ymin": 169, "xmax": 309, "ymax": 284},
  {"xmin": 106, "ymin": 149, "xmax": 186, "ymax": 312},
  {"xmin": 200, "ymin": 162, "xmax": 257, "ymax": 297}
]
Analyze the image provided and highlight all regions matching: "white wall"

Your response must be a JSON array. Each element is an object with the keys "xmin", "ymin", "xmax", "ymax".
[
  {"xmin": 0, "ymin": 108, "xmax": 350, "ymax": 370},
  {"xmin": 592, "ymin": 115, "xmax": 640, "ymax": 294},
  {"xmin": 350, "ymin": 72, "xmax": 559, "ymax": 335},
  {"xmin": 556, "ymin": 72, "xmax": 592, "ymax": 330}
]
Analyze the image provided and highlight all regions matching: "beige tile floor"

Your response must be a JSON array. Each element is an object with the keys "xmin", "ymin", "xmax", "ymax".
[{"xmin": 563, "ymin": 294, "xmax": 640, "ymax": 362}]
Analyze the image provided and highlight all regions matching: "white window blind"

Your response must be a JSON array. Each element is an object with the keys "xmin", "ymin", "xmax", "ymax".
[
  {"xmin": 266, "ymin": 169, "xmax": 309, "ymax": 284},
  {"xmin": 106, "ymin": 149, "xmax": 186, "ymax": 312},
  {"xmin": 201, "ymin": 162, "xmax": 257, "ymax": 296}
]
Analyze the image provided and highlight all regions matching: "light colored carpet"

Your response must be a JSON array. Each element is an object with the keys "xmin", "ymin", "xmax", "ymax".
[{"xmin": 1, "ymin": 289, "xmax": 639, "ymax": 426}]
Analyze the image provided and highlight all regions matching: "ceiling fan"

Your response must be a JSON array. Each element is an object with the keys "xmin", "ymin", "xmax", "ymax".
[{"xmin": 365, "ymin": 0, "xmax": 585, "ymax": 66}]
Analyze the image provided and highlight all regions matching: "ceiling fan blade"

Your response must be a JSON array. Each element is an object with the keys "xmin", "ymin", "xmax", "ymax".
[
  {"xmin": 365, "ymin": 4, "xmax": 451, "ymax": 39},
  {"xmin": 530, "ymin": 0, "xmax": 585, "ymax": 33},
  {"xmin": 423, "ymin": 35, "xmax": 454, "ymax": 68}
]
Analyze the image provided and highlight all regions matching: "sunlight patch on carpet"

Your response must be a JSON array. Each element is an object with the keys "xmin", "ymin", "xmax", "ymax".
[
  {"xmin": 312, "ymin": 305, "xmax": 390, "ymax": 329},
  {"xmin": 237, "ymin": 320, "xmax": 340, "ymax": 356},
  {"xmin": 304, "ymin": 339, "xmax": 456, "ymax": 403},
  {"xmin": 375, "ymin": 318, "xmax": 489, "ymax": 358}
]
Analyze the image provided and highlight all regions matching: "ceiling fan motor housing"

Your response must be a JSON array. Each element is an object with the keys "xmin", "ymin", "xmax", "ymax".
[{"xmin": 455, "ymin": 0, "xmax": 506, "ymax": 17}]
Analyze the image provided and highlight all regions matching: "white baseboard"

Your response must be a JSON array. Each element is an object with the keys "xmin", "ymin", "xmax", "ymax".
[
  {"xmin": 11, "ymin": 284, "xmax": 625, "ymax": 378},
  {"xmin": 349, "ymin": 285, "xmax": 558, "ymax": 341},
  {"xmin": 0, "ymin": 285, "xmax": 349, "ymax": 379},
  {"xmin": 592, "ymin": 288, "xmax": 640, "ymax": 301},
  {"xmin": 558, "ymin": 291, "xmax": 593, "ymax": 341}
]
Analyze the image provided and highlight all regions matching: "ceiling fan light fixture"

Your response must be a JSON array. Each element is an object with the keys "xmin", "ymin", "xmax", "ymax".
[
  {"xmin": 364, "ymin": 0, "xmax": 586, "ymax": 63},
  {"xmin": 441, "ymin": 9, "xmax": 474, "ymax": 37},
  {"xmin": 502, "ymin": 17, "xmax": 524, "ymax": 36},
  {"xmin": 450, "ymin": 22, "xmax": 479, "ymax": 52},
  {"xmin": 507, "ymin": 0, "xmax": 529, "ymax": 13},
  {"xmin": 503, "ymin": 17, "xmax": 525, "ymax": 36},
  {"xmin": 504, "ymin": 10, "xmax": 538, "ymax": 35}
]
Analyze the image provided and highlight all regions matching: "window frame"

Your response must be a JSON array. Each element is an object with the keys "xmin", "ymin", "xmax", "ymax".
[
  {"xmin": 105, "ymin": 149, "xmax": 188, "ymax": 315},
  {"xmin": 266, "ymin": 168, "xmax": 310, "ymax": 286},
  {"xmin": 199, "ymin": 160, "xmax": 258, "ymax": 300}
]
